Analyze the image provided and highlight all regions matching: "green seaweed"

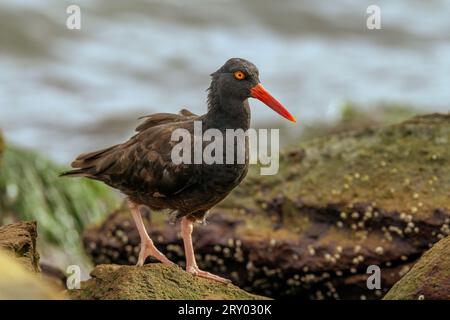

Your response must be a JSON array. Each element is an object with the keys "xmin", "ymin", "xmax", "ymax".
[
  {"xmin": 0, "ymin": 145, "xmax": 120, "ymax": 260},
  {"xmin": 384, "ymin": 235, "xmax": 450, "ymax": 300},
  {"xmin": 0, "ymin": 131, "xmax": 4, "ymax": 162}
]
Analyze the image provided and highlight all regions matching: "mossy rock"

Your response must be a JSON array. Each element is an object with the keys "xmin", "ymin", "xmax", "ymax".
[
  {"xmin": 384, "ymin": 235, "xmax": 450, "ymax": 300},
  {"xmin": 69, "ymin": 263, "xmax": 268, "ymax": 300},
  {"xmin": 229, "ymin": 113, "xmax": 450, "ymax": 219}
]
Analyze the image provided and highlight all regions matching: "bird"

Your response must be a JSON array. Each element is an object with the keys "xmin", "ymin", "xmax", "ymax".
[{"xmin": 61, "ymin": 58, "xmax": 296, "ymax": 284}]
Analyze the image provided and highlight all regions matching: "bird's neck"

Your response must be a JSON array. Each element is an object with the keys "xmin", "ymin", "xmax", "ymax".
[{"xmin": 205, "ymin": 90, "xmax": 250, "ymax": 130}]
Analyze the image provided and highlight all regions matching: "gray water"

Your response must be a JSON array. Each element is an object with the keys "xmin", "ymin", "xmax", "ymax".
[{"xmin": 0, "ymin": 0, "xmax": 449, "ymax": 163}]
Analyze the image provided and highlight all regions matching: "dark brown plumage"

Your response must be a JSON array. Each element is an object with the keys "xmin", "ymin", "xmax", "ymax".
[{"xmin": 61, "ymin": 58, "xmax": 295, "ymax": 283}]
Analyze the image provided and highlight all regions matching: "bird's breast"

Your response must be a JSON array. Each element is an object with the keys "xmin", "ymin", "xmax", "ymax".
[{"xmin": 200, "ymin": 162, "xmax": 249, "ymax": 195}]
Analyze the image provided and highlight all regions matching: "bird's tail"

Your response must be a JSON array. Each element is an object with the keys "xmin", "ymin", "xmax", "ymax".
[
  {"xmin": 59, "ymin": 168, "xmax": 94, "ymax": 177},
  {"xmin": 59, "ymin": 144, "xmax": 119, "ymax": 178}
]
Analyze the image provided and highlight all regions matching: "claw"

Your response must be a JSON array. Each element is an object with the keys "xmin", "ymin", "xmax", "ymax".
[{"xmin": 186, "ymin": 266, "xmax": 231, "ymax": 284}]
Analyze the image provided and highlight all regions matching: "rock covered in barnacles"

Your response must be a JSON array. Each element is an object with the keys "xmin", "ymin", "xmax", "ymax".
[
  {"xmin": 69, "ymin": 263, "xmax": 268, "ymax": 300},
  {"xmin": 83, "ymin": 114, "xmax": 450, "ymax": 299},
  {"xmin": 384, "ymin": 235, "xmax": 450, "ymax": 300}
]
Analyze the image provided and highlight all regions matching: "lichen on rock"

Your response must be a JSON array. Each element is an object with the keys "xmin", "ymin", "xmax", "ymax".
[
  {"xmin": 384, "ymin": 235, "xmax": 450, "ymax": 300},
  {"xmin": 69, "ymin": 263, "xmax": 268, "ymax": 300}
]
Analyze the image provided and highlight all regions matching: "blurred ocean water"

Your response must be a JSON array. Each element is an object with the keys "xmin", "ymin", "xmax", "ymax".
[{"xmin": 0, "ymin": 0, "xmax": 449, "ymax": 162}]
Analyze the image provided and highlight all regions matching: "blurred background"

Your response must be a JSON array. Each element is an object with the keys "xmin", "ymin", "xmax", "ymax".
[
  {"xmin": 0, "ymin": 0, "xmax": 449, "ymax": 294},
  {"xmin": 1, "ymin": 0, "xmax": 449, "ymax": 162}
]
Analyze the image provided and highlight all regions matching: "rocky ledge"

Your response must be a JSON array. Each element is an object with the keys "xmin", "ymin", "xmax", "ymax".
[
  {"xmin": 69, "ymin": 263, "xmax": 268, "ymax": 300},
  {"xmin": 0, "ymin": 221, "xmax": 65, "ymax": 299},
  {"xmin": 0, "ymin": 220, "xmax": 40, "ymax": 272},
  {"xmin": 384, "ymin": 235, "xmax": 450, "ymax": 300}
]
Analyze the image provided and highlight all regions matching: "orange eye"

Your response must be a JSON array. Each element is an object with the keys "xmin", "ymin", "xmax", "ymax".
[{"xmin": 233, "ymin": 71, "xmax": 246, "ymax": 80}]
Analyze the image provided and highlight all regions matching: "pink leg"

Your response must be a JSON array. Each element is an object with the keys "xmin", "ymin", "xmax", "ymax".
[
  {"xmin": 128, "ymin": 201, "xmax": 173, "ymax": 266},
  {"xmin": 180, "ymin": 216, "xmax": 231, "ymax": 284}
]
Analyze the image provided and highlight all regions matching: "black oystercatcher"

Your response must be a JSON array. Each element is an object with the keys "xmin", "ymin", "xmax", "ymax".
[{"xmin": 61, "ymin": 58, "xmax": 296, "ymax": 283}]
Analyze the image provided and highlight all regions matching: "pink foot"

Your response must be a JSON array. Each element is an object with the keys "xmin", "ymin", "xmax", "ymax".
[
  {"xmin": 186, "ymin": 266, "xmax": 231, "ymax": 284},
  {"xmin": 137, "ymin": 239, "xmax": 174, "ymax": 266}
]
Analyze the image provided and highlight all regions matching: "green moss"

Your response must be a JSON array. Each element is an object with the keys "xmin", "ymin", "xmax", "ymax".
[
  {"xmin": 225, "ymin": 114, "xmax": 450, "ymax": 225},
  {"xmin": 70, "ymin": 264, "xmax": 268, "ymax": 300},
  {"xmin": 299, "ymin": 102, "xmax": 419, "ymax": 142},
  {"xmin": 384, "ymin": 235, "xmax": 450, "ymax": 300},
  {"xmin": 0, "ymin": 130, "xmax": 4, "ymax": 160}
]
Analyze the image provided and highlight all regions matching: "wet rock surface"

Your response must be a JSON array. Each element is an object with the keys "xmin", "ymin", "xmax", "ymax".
[
  {"xmin": 83, "ymin": 114, "xmax": 450, "ymax": 299},
  {"xmin": 69, "ymin": 263, "xmax": 267, "ymax": 300},
  {"xmin": 384, "ymin": 235, "xmax": 450, "ymax": 300}
]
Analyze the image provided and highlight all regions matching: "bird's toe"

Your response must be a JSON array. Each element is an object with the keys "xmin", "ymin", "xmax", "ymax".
[{"xmin": 186, "ymin": 266, "xmax": 231, "ymax": 284}]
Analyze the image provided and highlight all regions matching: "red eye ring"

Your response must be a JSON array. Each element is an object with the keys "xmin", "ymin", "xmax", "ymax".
[{"xmin": 233, "ymin": 71, "xmax": 245, "ymax": 80}]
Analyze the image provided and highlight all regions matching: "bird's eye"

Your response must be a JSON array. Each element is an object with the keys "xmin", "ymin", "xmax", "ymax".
[{"xmin": 233, "ymin": 71, "xmax": 246, "ymax": 80}]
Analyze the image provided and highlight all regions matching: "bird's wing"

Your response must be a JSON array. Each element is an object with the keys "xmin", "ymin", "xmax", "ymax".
[
  {"xmin": 135, "ymin": 109, "xmax": 198, "ymax": 132},
  {"xmin": 62, "ymin": 110, "xmax": 201, "ymax": 197}
]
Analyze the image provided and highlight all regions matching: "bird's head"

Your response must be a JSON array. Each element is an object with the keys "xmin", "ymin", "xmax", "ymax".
[{"xmin": 210, "ymin": 58, "xmax": 296, "ymax": 123}]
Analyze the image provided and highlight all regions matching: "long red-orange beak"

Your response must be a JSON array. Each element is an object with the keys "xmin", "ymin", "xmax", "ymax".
[{"xmin": 250, "ymin": 83, "xmax": 296, "ymax": 123}]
